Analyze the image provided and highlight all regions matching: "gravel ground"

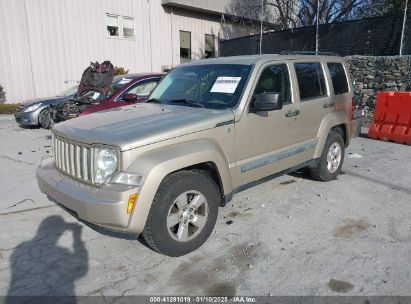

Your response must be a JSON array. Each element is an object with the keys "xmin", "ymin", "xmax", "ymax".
[{"xmin": 0, "ymin": 114, "xmax": 410, "ymax": 297}]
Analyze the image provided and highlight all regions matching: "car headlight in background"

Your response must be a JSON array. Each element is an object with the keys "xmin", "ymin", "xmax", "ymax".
[
  {"xmin": 24, "ymin": 103, "xmax": 42, "ymax": 112},
  {"xmin": 111, "ymin": 172, "xmax": 144, "ymax": 186},
  {"xmin": 94, "ymin": 147, "xmax": 118, "ymax": 184}
]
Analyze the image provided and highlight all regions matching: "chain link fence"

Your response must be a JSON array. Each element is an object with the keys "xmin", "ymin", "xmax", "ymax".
[{"xmin": 220, "ymin": 13, "xmax": 411, "ymax": 57}]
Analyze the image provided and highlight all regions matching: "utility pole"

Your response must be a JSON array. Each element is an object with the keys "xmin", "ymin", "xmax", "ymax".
[
  {"xmin": 315, "ymin": 0, "xmax": 320, "ymax": 54},
  {"xmin": 259, "ymin": 0, "xmax": 264, "ymax": 54},
  {"xmin": 400, "ymin": 0, "xmax": 409, "ymax": 56}
]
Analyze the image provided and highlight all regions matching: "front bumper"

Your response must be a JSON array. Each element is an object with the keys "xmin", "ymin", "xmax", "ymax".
[
  {"xmin": 14, "ymin": 110, "xmax": 39, "ymax": 126},
  {"xmin": 36, "ymin": 158, "xmax": 138, "ymax": 232}
]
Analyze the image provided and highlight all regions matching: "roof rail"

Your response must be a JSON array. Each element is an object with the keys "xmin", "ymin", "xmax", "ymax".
[{"xmin": 279, "ymin": 51, "xmax": 340, "ymax": 56}]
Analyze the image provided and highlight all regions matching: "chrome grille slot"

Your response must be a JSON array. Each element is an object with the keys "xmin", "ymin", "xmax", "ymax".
[
  {"xmin": 53, "ymin": 136, "xmax": 91, "ymax": 182},
  {"xmin": 75, "ymin": 146, "xmax": 81, "ymax": 178},
  {"xmin": 65, "ymin": 142, "xmax": 69, "ymax": 173},
  {"xmin": 69, "ymin": 144, "xmax": 75, "ymax": 175},
  {"xmin": 81, "ymin": 147, "xmax": 89, "ymax": 180},
  {"xmin": 62, "ymin": 141, "xmax": 66, "ymax": 171}
]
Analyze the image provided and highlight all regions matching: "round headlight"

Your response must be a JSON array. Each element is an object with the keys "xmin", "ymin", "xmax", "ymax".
[{"xmin": 95, "ymin": 148, "xmax": 118, "ymax": 183}]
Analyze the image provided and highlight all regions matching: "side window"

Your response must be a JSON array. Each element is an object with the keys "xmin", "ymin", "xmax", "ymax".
[
  {"xmin": 126, "ymin": 80, "xmax": 159, "ymax": 98},
  {"xmin": 327, "ymin": 63, "xmax": 349, "ymax": 95},
  {"xmin": 253, "ymin": 64, "xmax": 292, "ymax": 105},
  {"xmin": 295, "ymin": 63, "xmax": 327, "ymax": 101}
]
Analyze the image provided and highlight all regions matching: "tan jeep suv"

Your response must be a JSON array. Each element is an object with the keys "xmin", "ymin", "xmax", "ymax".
[{"xmin": 37, "ymin": 54, "xmax": 360, "ymax": 256}]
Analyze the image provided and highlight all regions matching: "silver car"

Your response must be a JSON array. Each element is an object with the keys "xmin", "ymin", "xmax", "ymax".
[{"xmin": 14, "ymin": 85, "xmax": 78, "ymax": 128}]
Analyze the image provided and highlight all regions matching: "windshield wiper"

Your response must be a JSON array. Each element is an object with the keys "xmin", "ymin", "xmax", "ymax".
[
  {"xmin": 168, "ymin": 99, "xmax": 204, "ymax": 108},
  {"xmin": 146, "ymin": 98, "xmax": 163, "ymax": 104}
]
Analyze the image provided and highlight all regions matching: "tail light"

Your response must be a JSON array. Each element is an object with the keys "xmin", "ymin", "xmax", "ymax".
[{"xmin": 351, "ymin": 97, "xmax": 355, "ymax": 120}]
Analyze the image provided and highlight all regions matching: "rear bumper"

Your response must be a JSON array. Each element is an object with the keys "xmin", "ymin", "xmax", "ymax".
[
  {"xmin": 36, "ymin": 158, "xmax": 138, "ymax": 232},
  {"xmin": 14, "ymin": 111, "xmax": 39, "ymax": 126}
]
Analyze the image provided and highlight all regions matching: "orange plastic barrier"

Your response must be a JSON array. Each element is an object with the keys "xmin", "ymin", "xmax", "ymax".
[{"xmin": 368, "ymin": 92, "xmax": 411, "ymax": 145}]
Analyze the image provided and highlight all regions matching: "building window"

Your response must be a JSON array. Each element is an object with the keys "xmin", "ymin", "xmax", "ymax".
[
  {"xmin": 180, "ymin": 31, "xmax": 191, "ymax": 62},
  {"xmin": 205, "ymin": 34, "xmax": 215, "ymax": 58},
  {"xmin": 106, "ymin": 14, "xmax": 135, "ymax": 39},
  {"xmin": 107, "ymin": 15, "xmax": 119, "ymax": 37},
  {"xmin": 122, "ymin": 17, "xmax": 134, "ymax": 39}
]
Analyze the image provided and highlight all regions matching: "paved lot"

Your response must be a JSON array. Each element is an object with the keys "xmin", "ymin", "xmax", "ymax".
[{"xmin": 0, "ymin": 114, "xmax": 410, "ymax": 297}]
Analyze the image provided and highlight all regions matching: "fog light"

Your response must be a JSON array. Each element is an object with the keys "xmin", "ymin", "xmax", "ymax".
[{"xmin": 127, "ymin": 193, "xmax": 137, "ymax": 214}]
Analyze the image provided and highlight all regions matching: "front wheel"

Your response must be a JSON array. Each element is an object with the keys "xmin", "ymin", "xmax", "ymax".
[
  {"xmin": 143, "ymin": 170, "xmax": 220, "ymax": 257},
  {"xmin": 309, "ymin": 129, "xmax": 345, "ymax": 181},
  {"xmin": 38, "ymin": 108, "xmax": 51, "ymax": 129}
]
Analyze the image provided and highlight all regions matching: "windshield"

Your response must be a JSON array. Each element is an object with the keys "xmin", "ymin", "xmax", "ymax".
[
  {"xmin": 58, "ymin": 85, "xmax": 78, "ymax": 97},
  {"xmin": 107, "ymin": 75, "xmax": 134, "ymax": 98},
  {"xmin": 149, "ymin": 64, "xmax": 252, "ymax": 109}
]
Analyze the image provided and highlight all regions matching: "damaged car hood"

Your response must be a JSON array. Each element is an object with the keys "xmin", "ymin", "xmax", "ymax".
[{"xmin": 53, "ymin": 103, "xmax": 234, "ymax": 151}]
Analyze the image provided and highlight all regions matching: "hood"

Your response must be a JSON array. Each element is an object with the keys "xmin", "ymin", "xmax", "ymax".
[
  {"xmin": 21, "ymin": 95, "xmax": 69, "ymax": 107},
  {"xmin": 53, "ymin": 103, "xmax": 234, "ymax": 151}
]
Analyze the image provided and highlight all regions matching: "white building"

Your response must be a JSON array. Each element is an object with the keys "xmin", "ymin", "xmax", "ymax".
[{"xmin": 0, "ymin": 0, "xmax": 259, "ymax": 102}]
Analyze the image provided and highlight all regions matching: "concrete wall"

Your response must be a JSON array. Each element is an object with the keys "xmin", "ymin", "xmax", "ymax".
[
  {"xmin": 345, "ymin": 56, "xmax": 411, "ymax": 114},
  {"xmin": 0, "ymin": 0, "xmax": 253, "ymax": 102}
]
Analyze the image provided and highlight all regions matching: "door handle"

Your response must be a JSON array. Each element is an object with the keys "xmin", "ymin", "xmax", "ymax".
[
  {"xmin": 285, "ymin": 110, "xmax": 300, "ymax": 117},
  {"xmin": 323, "ymin": 102, "xmax": 335, "ymax": 108}
]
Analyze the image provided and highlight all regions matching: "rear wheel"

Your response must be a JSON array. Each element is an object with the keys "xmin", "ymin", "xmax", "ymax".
[
  {"xmin": 38, "ymin": 108, "xmax": 51, "ymax": 129},
  {"xmin": 310, "ymin": 129, "xmax": 345, "ymax": 181},
  {"xmin": 143, "ymin": 170, "xmax": 220, "ymax": 257}
]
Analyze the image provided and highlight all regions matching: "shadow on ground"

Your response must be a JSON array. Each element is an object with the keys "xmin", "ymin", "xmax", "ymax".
[{"xmin": 6, "ymin": 216, "xmax": 88, "ymax": 303}]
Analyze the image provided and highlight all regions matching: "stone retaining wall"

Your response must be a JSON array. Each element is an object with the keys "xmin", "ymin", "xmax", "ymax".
[{"xmin": 345, "ymin": 56, "xmax": 411, "ymax": 114}]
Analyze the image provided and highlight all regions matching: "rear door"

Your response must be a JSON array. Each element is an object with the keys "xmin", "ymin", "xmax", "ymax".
[
  {"xmin": 327, "ymin": 62, "xmax": 359, "ymax": 138},
  {"xmin": 293, "ymin": 61, "xmax": 333, "ymax": 147}
]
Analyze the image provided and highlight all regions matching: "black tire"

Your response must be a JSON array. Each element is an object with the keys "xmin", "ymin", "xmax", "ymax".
[
  {"xmin": 309, "ymin": 129, "xmax": 345, "ymax": 182},
  {"xmin": 38, "ymin": 108, "xmax": 51, "ymax": 129},
  {"xmin": 142, "ymin": 170, "xmax": 220, "ymax": 257}
]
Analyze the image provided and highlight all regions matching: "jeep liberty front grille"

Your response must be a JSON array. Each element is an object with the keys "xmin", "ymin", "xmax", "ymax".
[{"xmin": 53, "ymin": 136, "xmax": 92, "ymax": 182}]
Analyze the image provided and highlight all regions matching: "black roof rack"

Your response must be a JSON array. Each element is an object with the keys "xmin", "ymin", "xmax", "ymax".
[{"xmin": 279, "ymin": 51, "xmax": 340, "ymax": 56}]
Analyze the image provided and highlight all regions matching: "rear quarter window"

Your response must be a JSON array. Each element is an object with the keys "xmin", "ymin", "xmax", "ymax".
[
  {"xmin": 295, "ymin": 62, "xmax": 327, "ymax": 101},
  {"xmin": 327, "ymin": 62, "xmax": 349, "ymax": 95}
]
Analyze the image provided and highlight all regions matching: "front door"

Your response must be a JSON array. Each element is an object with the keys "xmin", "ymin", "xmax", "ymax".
[
  {"xmin": 116, "ymin": 78, "xmax": 160, "ymax": 106},
  {"xmin": 234, "ymin": 63, "xmax": 303, "ymax": 187}
]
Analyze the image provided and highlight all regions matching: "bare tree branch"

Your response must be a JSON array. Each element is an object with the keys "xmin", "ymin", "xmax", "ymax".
[{"xmin": 226, "ymin": 0, "xmax": 379, "ymax": 32}]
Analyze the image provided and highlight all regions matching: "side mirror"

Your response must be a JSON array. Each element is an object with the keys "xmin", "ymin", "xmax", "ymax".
[
  {"xmin": 253, "ymin": 92, "xmax": 283, "ymax": 112},
  {"xmin": 123, "ymin": 93, "xmax": 138, "ymax": 102}
]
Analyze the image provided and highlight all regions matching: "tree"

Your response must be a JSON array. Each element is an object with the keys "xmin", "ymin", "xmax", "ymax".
[
  {"xmin": 226, "ymin": 0, "xmax": 387, "ymax": 31},
  {"xmin": 225, "ymin": 0, "xmax": 409, "ymax": 36},
  {"xmin": 264, "ymin": 0, "xmax": 300, "ymax": 29},
  {"xmin": 225, "ymin": 0, "xmax": 290, "ymax": 31},
  {"xmin": 356, "ymin": 0, "xmax": 410, "ymax": 18},
  {"xmin": 298, "ymin": 0, "xmax": 366, "ymax": 26}
]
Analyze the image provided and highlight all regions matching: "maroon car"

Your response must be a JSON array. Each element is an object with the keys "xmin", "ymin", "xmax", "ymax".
[{"xmin": 79, "ymin": 73, "xmax": 164, "ymax": 116}]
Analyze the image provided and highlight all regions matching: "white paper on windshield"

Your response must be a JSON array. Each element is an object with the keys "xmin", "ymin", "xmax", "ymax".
[
  {"xmin": 92, "ymin": 92, "xmax": 100, "ymax": 100},
  {"xmin": 119, "ymin": 78, "xmax": 132, "ymax": 85},
  {"xmin": 210, "ymin": 77, "xmax": 241, "ymax": 94}
]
